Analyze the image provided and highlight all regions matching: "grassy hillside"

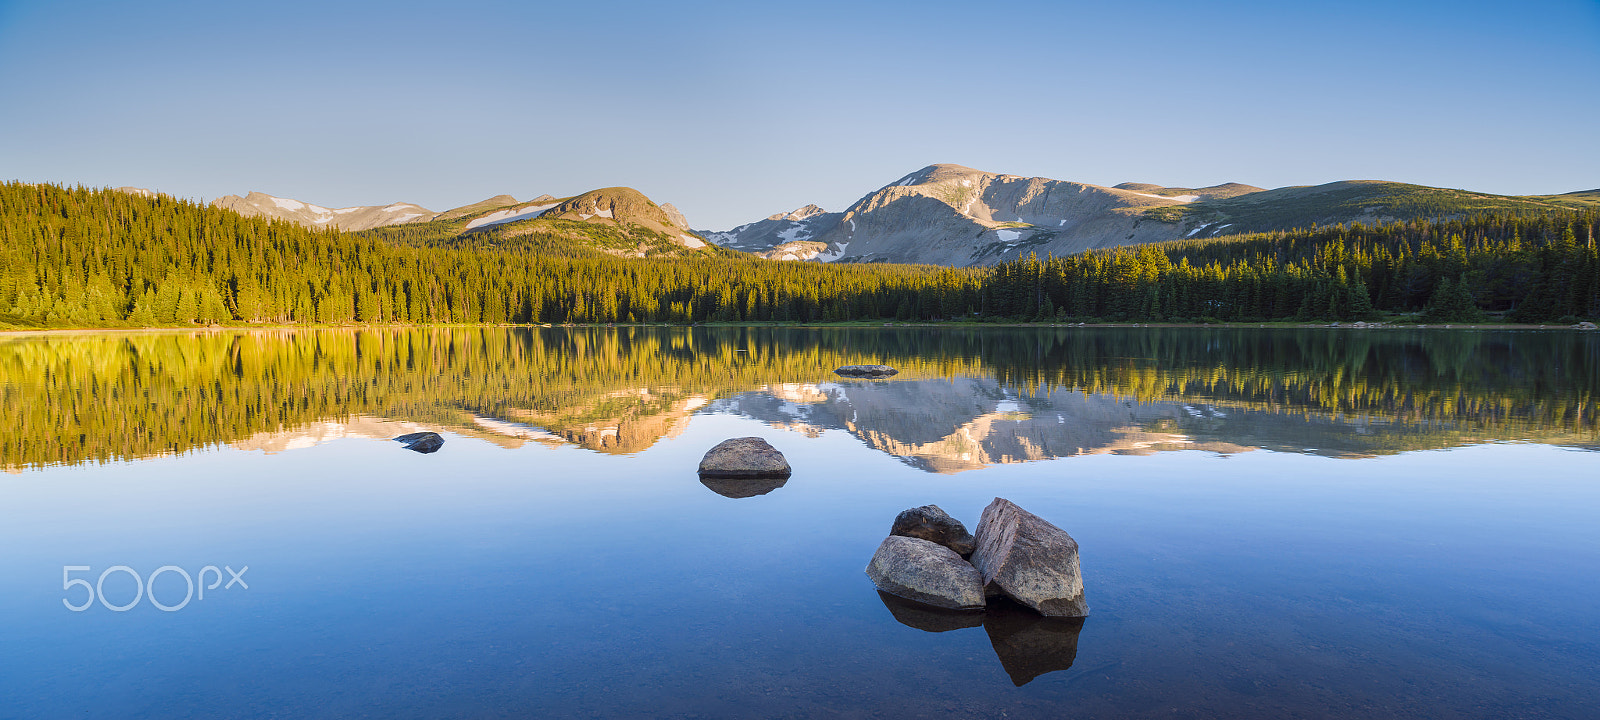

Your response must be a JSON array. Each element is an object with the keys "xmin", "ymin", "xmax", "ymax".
[
  {"xmin": 358, "ymin": 187, "xmax": 717, "ymax": 259},
  {"xmin": 1532, "ymin": 189, "xmax": 1600, "ymax": 209},
  {"xmin": 1143, "ymin": 181, "xmax": 1600, "ymax": 233}
]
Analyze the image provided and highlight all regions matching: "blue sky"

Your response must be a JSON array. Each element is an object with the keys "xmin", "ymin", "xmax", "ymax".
[{"xmin": 1, "ymin": 0, "xmax": 1596, "ymax": 229}]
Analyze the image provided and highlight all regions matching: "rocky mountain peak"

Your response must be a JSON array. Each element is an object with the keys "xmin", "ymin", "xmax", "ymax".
[
  {"xmin": 660, "ymin": 202, "xmax": 691, "ymax": 230},
  {"xmin": 767, "ymin": 204, "xmax": 828, "ymax": 222},
  {"xmin": 540, "ymin": 187, "xmax": 704, "ymax": 245},
  {"xmin": 887, "ymin": 164, "xmax": 987, "ymax": 190}
]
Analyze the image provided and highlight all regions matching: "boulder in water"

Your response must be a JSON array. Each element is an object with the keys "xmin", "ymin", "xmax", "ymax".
[
  {"xmin": 834, "ymin": 365, "xmax": 898, "ymax": 378},
  {"xmin": 394, "ymin": 432, "xmax": 443, "ymax": 454},
  {"xmin": 697, "ymin": 437, "xmax": 791, "ymax": 478},
  {"xmin": 865, "ymin": 535, "xmax": 985, "ymax": 611},
  {"xmin": 970, "ymin": 497, "xmax": 1088, "ymax": 617},
  {"xmin": 890, "ymin": 504, "xmax": 976, "ymax": 557}
]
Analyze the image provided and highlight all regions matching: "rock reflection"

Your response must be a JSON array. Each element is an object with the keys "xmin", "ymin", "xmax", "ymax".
[
  {"xmin": 876, "ymin": 591, "xmax": 984, "ymax": 633},
  {"xmin": 983, "ymin": 597, "xmax": 1086, "ymax": 686},
  {"xmin": 698, "ymin": 476, "xmax": 788, "ymax": 499},
  {"xmin": 877, "ymin": 592, "xmax": 1086, "ymax": 686}
]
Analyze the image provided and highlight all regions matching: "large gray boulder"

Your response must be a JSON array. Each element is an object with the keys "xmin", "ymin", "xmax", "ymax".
[
  {"xmin": 697, "ymin": 437, "xmax": 791, "ymax": 478},
  {"xmin": 865, "ymin": 536, "xmax": 985, "ymax": 611},
  {"xmin": 970, "ymin": 497, "xmax": 1088, "ymax": 617},
  {"xmin": 834, "ymin": 364, "xmax": 898, "ymax": 378},
  {"xmin": 890, "ymin": 504, "xmax": 976, "ymax": 557},
  {"xmin": 394, "ymin": 432, "xmax": 443, "ymax": 454},
  {"xmin": 984, "ymin": 597, "xmax": 1085, "ymax": 686}
]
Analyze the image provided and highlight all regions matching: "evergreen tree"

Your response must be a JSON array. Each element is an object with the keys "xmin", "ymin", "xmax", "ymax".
[{"xmin": 1421, "ymin": 274, "xmax": 1486, "ymax": 322}]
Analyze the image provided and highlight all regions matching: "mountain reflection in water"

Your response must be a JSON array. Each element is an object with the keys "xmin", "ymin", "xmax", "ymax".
[{"xmin": 2, "ymin": 326, "xmax": 1595, "ymax": 472}]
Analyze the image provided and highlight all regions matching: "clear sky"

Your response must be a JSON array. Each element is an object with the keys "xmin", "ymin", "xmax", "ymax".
[{"xmin": 1, "ymin": 0, "xmax": 1596, "ymax": 229}]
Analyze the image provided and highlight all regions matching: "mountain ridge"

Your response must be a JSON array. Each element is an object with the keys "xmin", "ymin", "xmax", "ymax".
[
  {"xmin": 201, "ymin": 186, "xmax": 713, "ymax": 258},
  {"xmin": 701, "ymin": 164, "xmax": 1600, "ymax": 267},
  {"xmin": 355, "ymin": 186, "xmax": 717, "ymax": 259},
  {"xmin": 211, "ymin": 191, "xmax": 436, "ymax": 231},
  {"xmin": 129, "ymin": 167, "xmax": 1600, "ymax": 269}
]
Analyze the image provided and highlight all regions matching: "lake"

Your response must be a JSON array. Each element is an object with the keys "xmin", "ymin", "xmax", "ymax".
[{"xmin": 2, "ymin": 326, "xmax": 1598, "ymax": 719}]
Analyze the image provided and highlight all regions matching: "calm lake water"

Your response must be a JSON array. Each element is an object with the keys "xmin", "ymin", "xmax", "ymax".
[{"xmin": 2, "ymin": 326, "xmax": 1598, "ymax": 719}]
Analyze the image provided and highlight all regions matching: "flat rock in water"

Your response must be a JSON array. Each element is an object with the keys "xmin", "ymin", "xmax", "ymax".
[
  {"xmin": 697, "ymin": 437, "xmax": 791, "ymax": 478},
  {"xmin": 971, "ymin": 497, "xmax": 1089, "ymax": 617},
  {"xmin": 891, "ymin": 504, "xmax": 976, "ymax": 557},
  {"xmin": 834, "ymin": 364, "xmax": 898, "ymax": 378},
  {"xmin": 876, "ymin": 590, "xmax": 984, "ymax": 633},
  {"xmin": 865, "ymin": 535, "xmax": 985, "ymax": 611},
  {"xmin": 984, "ymin": 596, "xmax": 1085, "ymax": 686},
  {"xmin": 699, "ymin": 475, "xmax": 788, "ymax": 499},
  {"xmin": 394, "ymin": 431, "xmax": 443, "ymax": 454}
]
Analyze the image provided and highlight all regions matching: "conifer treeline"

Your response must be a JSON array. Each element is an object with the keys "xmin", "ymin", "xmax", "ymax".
[
  {"xmin": 0, "ymin": 183, "xmax": 967, "ymax": 326},
  {"xmin": 981, "ymin": 212, "xmax": 1600, "ymax": 322},
  {"xmin": 2, "ymin": 182, "xmax": 1597, "ymax": 326}
]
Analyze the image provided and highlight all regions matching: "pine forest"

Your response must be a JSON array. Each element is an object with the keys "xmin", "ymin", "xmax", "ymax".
[{"xmin": 3, "ymin": 182, "xmax": 1597, "ymax": 329}]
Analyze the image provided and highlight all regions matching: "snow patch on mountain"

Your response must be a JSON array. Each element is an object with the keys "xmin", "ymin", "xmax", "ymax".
[
  {"xmin": 1131, "ymin": 192, "xmax": 1199, "ymax": 203},
  {"xmin": 815, "ymin": 241, "xmax": 850, "ymax": 262},
  {"xmin": 463, "ymin": 203, "xmax": 556, "ymax": 230}
]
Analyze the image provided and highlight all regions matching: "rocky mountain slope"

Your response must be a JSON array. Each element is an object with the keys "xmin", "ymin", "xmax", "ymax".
[
  {"xmin": 703, "ymin": 164, "xmax": 1600, "ymax": 267},
  {"xmin": 208, "ymin": 187, "xmax": 712, "ymax": 258},
  {"xmin": 211, "ymin": 191, "xmax": 436, "ymax": 231},
  {"xmin": 359, "ymin": 187, "xmax": 714, "ymax": 258},
  {"xmin": 697, "ymin": 204, "xmax": 842, "ymax": 260}
]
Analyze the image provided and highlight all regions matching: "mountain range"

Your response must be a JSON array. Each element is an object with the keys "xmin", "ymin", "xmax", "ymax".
[
  {"xmin": 180, "ymin": 164, "xmax": 1597, "ymax": 268},
  {"xmin": 699, "ymin": 164, "xmax": 1598, "ymax": 266},
  {"xmin": 205, "ymin": 186, "xmax": 710, "ymax": 258}
]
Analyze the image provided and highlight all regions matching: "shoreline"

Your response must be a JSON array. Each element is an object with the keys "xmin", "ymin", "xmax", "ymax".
[{"xmin": 2, "ymin": 320, "xmax": 1593, "ymax": 337}]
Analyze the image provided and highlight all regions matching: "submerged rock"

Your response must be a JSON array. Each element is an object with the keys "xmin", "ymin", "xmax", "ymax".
[
  {"xmin": 971, "ymin": 497, "xmax": 1088, "ymax": 617},
  {"xmin": 865, "ymin": 535, "xmax": 985, "ymax": 611},
  {"xmin": 984, "ymin": 596, "xmax": 1086, "ymax": 686},
  {"xmin": 890, "ymin": 504, "xmax": 976, "ymax": 557},
  {"xmin": 876, "ymin": 590, "xmax": 984, "ymax": 633},
  {"xmin": 697, "ymin": 437, "xmax": 791, "ymax": 478},
  {"xmin": 394, "ymin": 431, "xmax": 444, "ymax": 454},
  {"xmin": 698, "ymin": 475, "xmax": 788, "ymax": 499},
  {"xmin": 834, "ymin": 364, "xmax": 898, "ymax": 378}
]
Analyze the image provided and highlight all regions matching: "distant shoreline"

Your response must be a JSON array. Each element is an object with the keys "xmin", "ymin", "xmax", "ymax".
[{"xmin": 2, "ymin": 320, "xmax": 1591, "ymax": 337}]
